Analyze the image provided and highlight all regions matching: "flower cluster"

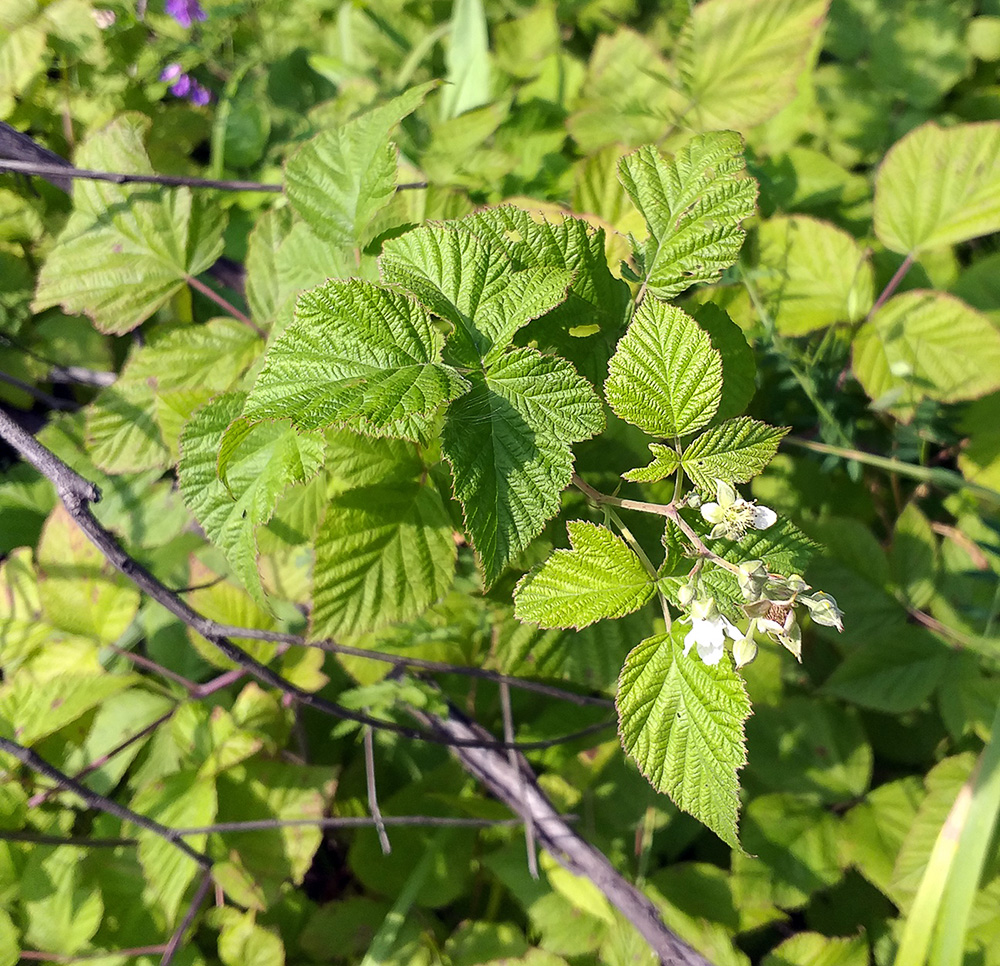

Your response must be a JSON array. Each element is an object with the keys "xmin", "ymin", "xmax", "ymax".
[
  {"xmin": 680, "ymin": 480, "xmax": 843, "ymax": 668},
  {"xmin": 165, "ymin": 0, "xmax": 206, "ymax": 28},
  {"xmin": 160, "ymin": 64, "xmax": 211, "ymax": 106}
]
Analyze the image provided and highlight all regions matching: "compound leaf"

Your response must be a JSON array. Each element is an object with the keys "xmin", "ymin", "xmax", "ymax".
[
  {"xmin": 618, "ymin": 134, "xmax": 757, "ymax": 298},
  {"xmin": 617, "ymin": 629, "xmax": 751, "ymax": 848},
  {"xmin": 605, "ymin": 299, "xmax": 722, "ymax": 438},
  {"xmin": 236, "ymin": 279, "xmax": 469, "ymax": 443},
  {"xmin": 442, "ymin": 347, "xmax": 604, "ymax": 586},
  {"xmin": 514, "ymin": 521, "xmax": 655, "ymax": 629},
  {"xmin": 679, "ymin": 417, "xmax": 789, "ymax": 491},
  {"xmin": 874, "ymin": 121, "xmax": 1000, "ymax": 255},
  {"xmin": 179, "ymin": 393, "xmax": 325, "ymax": 609},
  {"xmin": 33, "ymin": 113, "xmax": 226, "ymax": 334},
  {"xmin": 310, "ymin": 479, "xmax": 457, "ymax": 638},
  {"xmin": 381, "ymin": 223, "xmax": 572, "ymax": 366},
  {"xmin": 284, "ymin": 82, "xmax": 435, "ymax": 249}
]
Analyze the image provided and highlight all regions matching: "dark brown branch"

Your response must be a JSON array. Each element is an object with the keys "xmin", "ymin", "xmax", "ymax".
[
  {"xmin": 0, "ymin": 155, "xmax": 428, "ymax": 194},
  {"xmin": 0, "ymin": 736, "xmax": 211, "ymax": 869},
  {"xmin": 0, "ymin": 157, "xmax": 283, "ymax": 192},
  {"xmin": 0, "ymin": 121, "xmax": 73, "ymax": 190},
  {"xmin": 0, "ymin": 409, "xmax": 612, "ymax": 752},
  {"xmin": 411, "ymin": 706, "xmax": 716, "ymax": 966},
  {"xmin": 213, "ymin": 625, "xmax": 614, "ymax": 709}
]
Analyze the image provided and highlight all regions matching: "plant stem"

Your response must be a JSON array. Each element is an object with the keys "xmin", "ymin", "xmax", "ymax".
[
  {"xmin": 185, "ymin": 274, "xmax": 264, "ymax": 336},
  {"xmin": 869, "ymin": 252, "xmax": 915, "ymax": 318}
]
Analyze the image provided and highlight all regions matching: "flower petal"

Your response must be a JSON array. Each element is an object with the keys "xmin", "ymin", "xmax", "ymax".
[{"xmin": 751, "ymin": 505, "xmax": 777, "ymax": 530}]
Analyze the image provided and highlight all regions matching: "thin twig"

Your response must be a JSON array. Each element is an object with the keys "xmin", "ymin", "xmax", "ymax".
[
  {"xmin": 177, "ymin": 815, "xmax": 543, "ymax": 834},
  {"xmin": 500, "ymin": 682, "xmax": 538, "ymax": 878},
  {"xmin": 0, "ymin": 736, "xmax": 211, "ymax": 869},
  {"xmin": 364, "ymin": 727, "xmax": 391, "ymax": 855},
  {"xmin": 185, "ymin": 274, "xmax": 263, "ymax": 336},
  {"xmin": 161, "ymin": 869, "xmax": 213, "ymax": 966},
  {"xmin": 868, "ymin": 252, "xmax": 915, "ymax": 319},
  {"xmin": 0, "ymin": 157, "xmax": 283, "ymax": 192},
  {"xmin": 0, "ymin": 370, "xmax": 76, "ymax": 410},
  {"xmin": 0, "ymin": 830, "xmax": 137, "ymax": 847},
  {"xmin": 0, "ymin": 409, "xmax": 613, "ymax": 752},
  {"xmin": 27, "ymin": 708, "xmax": 176, "ymax": 807},
  {"xmin": 214, "ymin": 626, "xmax": 613, "ymax": 708}
]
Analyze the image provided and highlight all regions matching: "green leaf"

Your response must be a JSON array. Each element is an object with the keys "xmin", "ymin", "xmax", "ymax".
[
  {"xmin": 618, "ymin": 135, "xmax": 757, "ymax": 298},
  {"xmin": 959, "ymin": 391, "xmax": 1000, "ymax": 492},
  {"xmin": 441, "ymin": 0, "xmax": 491, "ymax": 120},
  {"xmin": 310, "ymin": 478, "xmax": 457, "ymax": 638},
  {"xmin": 605, "ymin": 299, "xmax": 722, "ymax": 438},
  {"xmin": 821, "ymin": 628, "xmax": 953, "ymax": 713},
  {"xmin": 21, "ymin": 846, "xmax": 102, "ymax": 955},
  {"xmin": 86, "ymin": 318, "xmax": 261, "ymax": 473},
  {"xmin": 617, "ymin": 629, "xmax": 751, "ymax": 848},
  {"xmin": 678, "ymin": 418, "xmax": 789, "ymax": 491},
  {"xmin": 888, "ymin": 503, "xmax": 938, "ymax": 610},
  {"xmin": 514, "ymin": 521, "xmax": 655, "ymax": 629},
  {"xmin": 732, "ymin": 794, "xmax": 841, "ymax": 910},
  {"xmin": 852, "ymin": 291, "xmax": 1000, "ymax": 413},
  {"xmin": 761, "ymin": 933, "xmax": 868, "ymax": 966},
  {"xmin": 442, "ymin": 347, "xmax": 604, "ymax": 586},
  {"xmin": 753, "ymin": 215, "xmax": 874, "ymax": 334},
  {"xmin": 179, "ymin": 392, "xmax": 326, "ymax": 608},
  {"xmin": 622, "ymin": 444, "xmax": 682, "ymax": 483},
  {"xmin": 675, "ymin": 0, "xmax": 830, "ymax": 130},
  {"xmin": 237, "ymin": 279, "xmax": 469, "ymax": 441},
  {"xmin": 218, "ymin": 911, "xmax": 285, "ymax": 966},
  {"xmin": 874, "ymin": 121, "xmax": 1000, "ymax": 254},
  {"xmin": 745, "ymin": 698, "xmax": 872, "ymax": 804},
  {"xmin": 129, "ymin": 771, "xmax": 216, "ymax": 926},
  {"xmin": 458, "ymin": 206, "xmax": 632, "ymax": 382},
  {"xmin": 380, "ymin": 223, "xmax": 573, "ymax": 367},
  {"xmin": 0, "ymin": 908, "xmax": 16, "ymax": 966},
  {"xmin": 33, "ymin": 114, "xmax": 226, "ymax": 334},
  {"xmin": 36, "ymin": 503, "xmax": 140, "ymax": 642},
  {"xmin": 245, "ymin": 206, "xmax": 294, "ymax": 328},
  {"xmin": 692, "ymin": 303, "xmax": 757, "ymax": 424},
  {"xmin": 0, "ymin": 673, "xmax": 137, "ymax": 746},
  {"xmin": 284, "ymin": 83, "xmax": 435, "ymax": 249}
]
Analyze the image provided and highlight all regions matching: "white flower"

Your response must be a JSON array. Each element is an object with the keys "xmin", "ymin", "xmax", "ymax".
[
  {"xmin": 683, "ymin": 598, "xmax": 741, "ymax": 666},
  {"xmin": 700, "ymin": 479, "xmax": 777, "ymax": 541}
]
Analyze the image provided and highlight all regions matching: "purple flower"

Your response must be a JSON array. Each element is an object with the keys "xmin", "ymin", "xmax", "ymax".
[
  {"xmin": 160, "ymin": 64, "xmax": 212, "ymax": 105},
  {"xmin": 165, "ymin": 0, "xmax": 207, "ymax": 28},
  {"xmin": 189, "ymin": 82, "xmax": 211, "ymax": 106}
]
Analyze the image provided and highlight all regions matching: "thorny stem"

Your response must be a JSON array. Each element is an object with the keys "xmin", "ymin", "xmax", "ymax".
[{"xmin": 572, "ymin": 474, "xmax": 743, "ymax": 576}]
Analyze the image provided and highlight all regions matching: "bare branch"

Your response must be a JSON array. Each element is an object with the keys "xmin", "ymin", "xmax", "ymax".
[
  {"xmin": 364, "ymin": 727, "xmax": 391, "ymax": 855},
  {"xmin": 0, "ymin": 736, "xmax": 211, "ymax": 869},
  {"xmin": 411, "ymin": 705, "xmax": 716, "ymax": 966},
  {"xmin": 500, "ymin": 682, "xmax": 538, "ymax": 878},
  {"xmin": 0, "ymin": 156, "xmax": 283, "ymax": 192},
  {"xmin": 161, "ymin": 869, "xmax": 213, "ymax": 966},
  {"xmin": 212, "ymin": 625, "xmax": 614, "ymax": 709},
  {"xmin": 0, "ymin": 409, "xmax": 613, "ymax": 752}
]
